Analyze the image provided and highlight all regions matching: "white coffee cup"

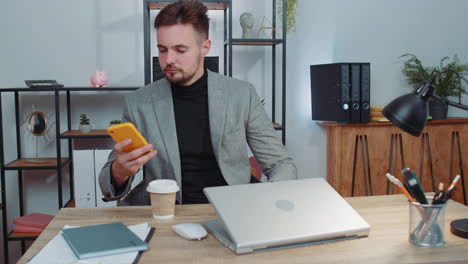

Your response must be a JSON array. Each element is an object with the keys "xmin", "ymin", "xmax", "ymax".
[{"xmin": 146, "ymin": 179, "xmax": 179, "ymax": 219}]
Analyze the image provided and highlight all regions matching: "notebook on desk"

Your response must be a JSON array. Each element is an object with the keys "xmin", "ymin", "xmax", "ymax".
[
  {"xmin": 62, "ymin": 222, "xmax": 149, "ymax": 259},
  {"xmin": 203, "ymin": 178, "xmax": 370, "ymax": 254}
]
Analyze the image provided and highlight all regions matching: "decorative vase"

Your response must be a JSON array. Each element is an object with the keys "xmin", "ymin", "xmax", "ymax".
[
  {"xmin": 79, "ymin": 124, "xmax": 92, "ymax": 133},
  {"xmin": 240, "ymin": 12, "xmax": 255, "ymax": 38},
  {"xmin": 428, "ymin": 98, "xmax": 448, "ymax": 120}
]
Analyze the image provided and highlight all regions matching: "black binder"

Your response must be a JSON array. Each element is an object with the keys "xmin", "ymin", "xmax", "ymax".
[
  {"xmin": 310, "ymin": 63, "xmax": 351, "ymax": 123},
  {"xmin": 351, "ymin": 64, "xmax": 361, "ymax": 123},
  {"xmin": 360, "ymin": 63, "xmax": 371, "ymax": 123}
]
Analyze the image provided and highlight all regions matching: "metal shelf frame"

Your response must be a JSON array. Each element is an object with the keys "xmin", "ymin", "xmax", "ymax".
[{"xmin": 0, "ymin": 86, "xmax": 138, "ymax": 263}]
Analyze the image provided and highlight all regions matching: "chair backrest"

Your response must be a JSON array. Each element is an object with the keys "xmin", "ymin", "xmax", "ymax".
[{"xmin": 249, "ymin": 156, "xmax": 262, "ymax": 181}]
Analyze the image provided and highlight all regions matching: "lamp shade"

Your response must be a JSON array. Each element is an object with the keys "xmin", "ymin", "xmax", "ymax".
[{"xmin": 382, "ymin": 92, "xmax": 428, "ymax": 136}]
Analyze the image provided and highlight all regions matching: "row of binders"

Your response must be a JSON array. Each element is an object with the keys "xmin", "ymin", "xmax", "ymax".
[
  {"xmin": 386, "ymin": 168, "xmax": 461, "ymax": 204},
  {"xmin": 310, "ymin": 62, "xmax": 370, "ymax": 124}
]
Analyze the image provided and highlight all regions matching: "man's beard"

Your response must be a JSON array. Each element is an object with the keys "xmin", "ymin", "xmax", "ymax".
[{"xmin": 164, "ymin": 62, "xmax": 200, "ymax": 85}]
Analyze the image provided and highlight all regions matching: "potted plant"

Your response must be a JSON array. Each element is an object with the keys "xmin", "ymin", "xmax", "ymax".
[
  {"xmin": 278, "ymin": 0, "xmax": 298, "ymax": 33},
  {"xmin": 109, "ymin": 120, "xmax": 122, "ymax": 126},
  {"xmin": 400, "ymin": 54, "xmax": 468, "ymax": 119},
  {"xmin": 79, "ymin": 113, "xmax": 92, "ymax": 133}
]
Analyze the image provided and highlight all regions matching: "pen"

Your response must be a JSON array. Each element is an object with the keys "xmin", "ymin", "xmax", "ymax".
[
  {"xmin": 385, "ymin": 173, "xmax": 417, "ymax": 203},
  {"xmin": 441, "ymin": 188, "xmax": 455, "ymax": 204},
  {"xmin": 448, "ymin": 175, "xmax": 461, "ymax": 191},
  {"xmin": 438, "ymin": 183, "xmax": 444, "ymax": 191},
  {"xmin": 402, "ymin": 168, "xmax": 428, "ymax": 204},
  {"xmin": 439, "ymin": 175, "xmax": 461, "ymax": 204},
  {"xmin": 400, "ymin": 169, "xmax": 417, "ymax": 198},
  {"xmin": 432, "ymin": 183, "xmax": 446, "ymax": 205}
]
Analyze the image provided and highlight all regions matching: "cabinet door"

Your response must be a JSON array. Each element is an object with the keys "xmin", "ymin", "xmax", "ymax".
[
  {"xmin": 73, "ymin": 150, "xmax": 97, "ymax": 208},
  {"xmin": 339, "ymin": 126, "xmax": 405, "ymax": 197},
  {"xmin": 94, "ymin": 149, "xmax": 116, "ymax": 207},
  {"xmin": 94, "ymin": 149, "xmax": 143, "ymax": 207},
  {"xmin": 422, "ymin": 124, "xmax": 468, "ymax": 204}
]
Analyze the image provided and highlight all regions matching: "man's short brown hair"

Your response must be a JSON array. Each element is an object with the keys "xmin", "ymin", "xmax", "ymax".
[{"xmin": 154, "ymin": 0, "xmax": 209, "ymax": 40}]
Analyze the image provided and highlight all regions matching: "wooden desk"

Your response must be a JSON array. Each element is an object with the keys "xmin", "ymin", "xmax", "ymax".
[{"xmin": 18, "ymin": 195, "xmax": 468, "ymax": 264}]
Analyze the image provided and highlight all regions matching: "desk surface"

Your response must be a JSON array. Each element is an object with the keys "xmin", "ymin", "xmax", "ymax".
[{"xmin": 19, "ymin": 195, "xmax": 468, "ymax": 264}]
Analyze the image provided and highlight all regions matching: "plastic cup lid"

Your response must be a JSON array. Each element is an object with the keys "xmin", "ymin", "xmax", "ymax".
[{"xmin": 146, "ymin": 179, "xmax": 179, "ymax": 194}]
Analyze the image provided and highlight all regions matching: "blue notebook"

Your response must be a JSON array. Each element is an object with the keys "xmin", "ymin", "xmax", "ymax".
[{"xmin": 62, "ymin": 222, "xmax": 149, "ymax": 259}]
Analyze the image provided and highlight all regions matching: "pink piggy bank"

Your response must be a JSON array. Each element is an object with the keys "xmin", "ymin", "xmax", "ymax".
[{"xmin": 91, "ymin": 70, "xmax": 108, "ymax": 87}]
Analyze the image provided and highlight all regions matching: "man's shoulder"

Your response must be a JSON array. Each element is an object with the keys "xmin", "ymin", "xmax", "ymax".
[
  {"xmin": 126, "ymin": 78, "xmax": 168, "ymax": 101},
  {"xmin": 209, "ymin": 71, "xmax": 253, "ymax": 91}
]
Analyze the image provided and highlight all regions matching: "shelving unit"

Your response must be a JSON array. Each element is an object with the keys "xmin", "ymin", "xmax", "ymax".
[
  {"xmin": 226, "ymin": 0, "xmax": 287, "ymax": 143},
  {"xmin": 143, "ymin": 0, "xmax": 287, "ymax": 143},
  {"xmin": 0, "ymin": 86, "xmax": 138, "ymax": 264}
]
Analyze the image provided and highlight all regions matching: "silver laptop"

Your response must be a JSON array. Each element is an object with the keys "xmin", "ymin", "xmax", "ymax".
[{"xmin": 203, "ymin": 178, "xmax": 370, "ymax": 254}]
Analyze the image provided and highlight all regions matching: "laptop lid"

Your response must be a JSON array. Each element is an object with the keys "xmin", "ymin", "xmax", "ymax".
[{"xmin": 203, "ymin": 178, "xmax": 370, "ymax": 254}]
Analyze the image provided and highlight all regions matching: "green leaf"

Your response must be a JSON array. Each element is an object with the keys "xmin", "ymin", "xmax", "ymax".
[
  {"xmin": 277, "ymin": 0, "xmax": 298, "ymax": 33},
  {"xmin": 400, "ymin": 53, "xmax": 468, "ymax": 97},
  {"xmin": 80, "ymin": 113, "xmax": 90, "ymax": 125}
]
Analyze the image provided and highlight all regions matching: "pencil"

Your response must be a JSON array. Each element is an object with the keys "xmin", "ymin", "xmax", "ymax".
[
  {"xmin": 448, "ymin": 175, "xmax": 461, "ymax": 191},
  {"xmin": 386, "ymin": 173, "xmax": 417, "ymax": 203},
  {"xmin": 396, "ymin": 184, "xmax": 417, "ymax": 203}
]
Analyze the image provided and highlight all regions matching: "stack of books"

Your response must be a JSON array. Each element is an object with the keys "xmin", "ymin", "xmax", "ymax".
[
  {"xmin": 370, "ymin": 106, "xmax": 389, "ymax": 122},
  {"xmin": 13, "ymin": 213, "xmax": 54, "ymax": 234}
]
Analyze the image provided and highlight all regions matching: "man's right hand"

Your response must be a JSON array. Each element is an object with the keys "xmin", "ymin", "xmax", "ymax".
[{"xmin": 111, "ymin": 139, "xmax": 158, "ymax": 187}]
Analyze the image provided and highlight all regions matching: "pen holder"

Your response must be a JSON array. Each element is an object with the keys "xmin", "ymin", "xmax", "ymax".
[{"xmin": 409, "ymin": 200, "xmax": 447, "ymax": 247}]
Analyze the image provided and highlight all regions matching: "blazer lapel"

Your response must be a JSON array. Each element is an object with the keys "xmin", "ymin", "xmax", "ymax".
[
  {"xmin": 151, "ymin": 79, "xmax": 181, "ymax": 186},
  {"xmin": 207, "ymin": 71, "xmax": 227, "ymax": 160}
]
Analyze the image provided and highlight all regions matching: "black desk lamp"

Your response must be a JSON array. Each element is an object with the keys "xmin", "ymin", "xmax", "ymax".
[
  {"xmin": 383, "ymin": 74, "xmax": 468, "ymax": 239},
  {"xmin": 382, "ymin": 74, "xmax": 468, "ymax": 136}
]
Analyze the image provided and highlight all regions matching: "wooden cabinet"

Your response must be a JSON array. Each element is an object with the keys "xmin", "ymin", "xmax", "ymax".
[{"xmin": 322, "ymin": 118, "xmax": 468, "ymax": 205}]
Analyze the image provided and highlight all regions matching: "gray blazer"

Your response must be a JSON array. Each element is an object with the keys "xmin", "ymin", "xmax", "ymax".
[{"xmin": 99, "ymin": 71, "xmax": 297, "ymax": 205}]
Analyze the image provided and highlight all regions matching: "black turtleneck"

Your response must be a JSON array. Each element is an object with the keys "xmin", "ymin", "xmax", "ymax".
[{"xmin": 171, "ymin": 71, "xmax": 227, "ymax": 204}]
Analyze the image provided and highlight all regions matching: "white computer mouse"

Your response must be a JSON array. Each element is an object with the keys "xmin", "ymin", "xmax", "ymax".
[{"xmin": 172, "ymin": 223, "xmax": 208, "ymax": 240}]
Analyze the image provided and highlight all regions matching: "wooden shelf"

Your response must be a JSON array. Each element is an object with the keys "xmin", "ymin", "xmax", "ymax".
[
  {"xmin": 65, "ymin": 199, "xmax": 75, "ymax": 208},
  {"xmin": 228, "ymin": 39, "xmax": 284, "ymax": 46},
  {"xmin": 61, "ymin": 129, "xmax": 110, "ymax": 139},
  {"xmin": 62, "ymin": 87, "xmax": 139, "ymax": 91},
  {"xmin": 147, "ymin": 1, "xmax": 228, "ymax": 10},
  {"xmin": 61, "ymin": 124, "xmax": 284, "ymax": 136},
  {"xmin": 273, "ymin": 122, "xmax": 283, "ymax": 130},
  {"xmin": 8, "ymin": 231, "xmax": 39, "ymax": 241},
  {"xmin": 319, "ymin": 117, "xmax": 468, "ymax": 128},
  {"xmin": 4, "ymin": 158, "xmax": 69, "ymax": 170},
  {"xmin": 0, "ymin": 86, "xmax": 139, "ymax": 93}
]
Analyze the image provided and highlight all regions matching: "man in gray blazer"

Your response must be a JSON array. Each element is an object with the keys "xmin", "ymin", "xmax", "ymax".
[{"xmin": 99, "ymin": 0, "xmax": 297, "ymax": 206}]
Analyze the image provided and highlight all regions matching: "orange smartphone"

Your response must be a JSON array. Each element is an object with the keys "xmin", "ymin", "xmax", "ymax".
[{"xmin": 107, "ymin": 122, "xmax": 152, "ymax": 153}]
